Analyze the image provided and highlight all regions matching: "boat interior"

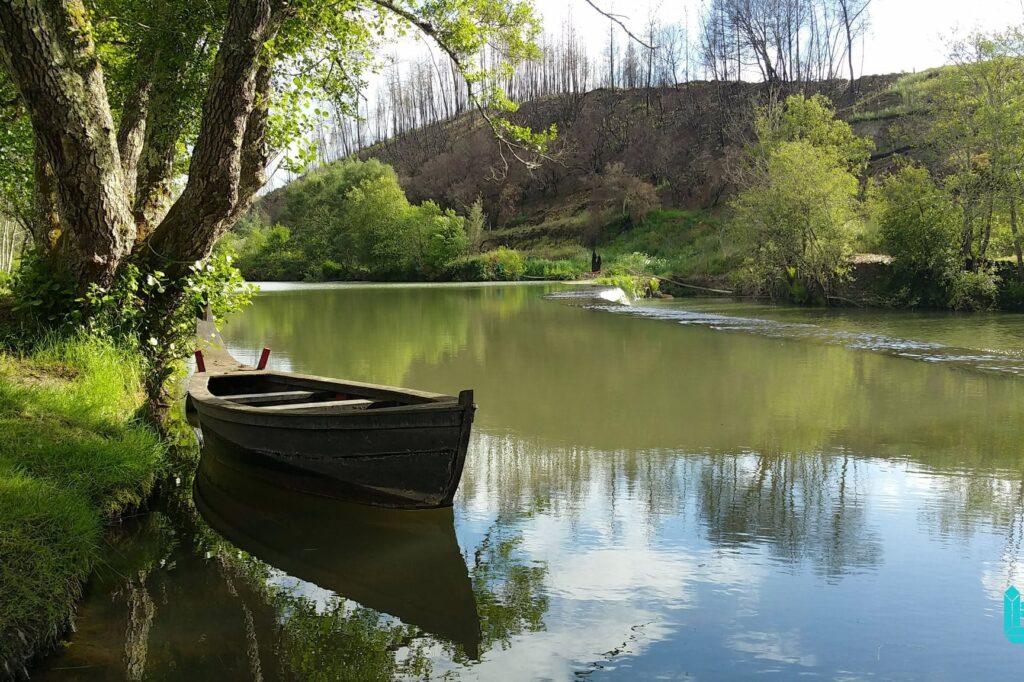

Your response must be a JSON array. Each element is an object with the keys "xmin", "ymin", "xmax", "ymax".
[{"xmin": 205, "ymin": 373, "xmax": 430, "ymax": 411}]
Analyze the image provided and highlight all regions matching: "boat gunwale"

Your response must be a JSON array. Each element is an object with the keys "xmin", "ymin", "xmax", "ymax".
[{"xmin": 189, "ymin": 369, "xmax": 463, "ymax": 418}]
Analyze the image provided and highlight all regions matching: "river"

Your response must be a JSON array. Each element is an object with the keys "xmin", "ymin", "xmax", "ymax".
[{"xmin": 36, "ymin": 282, "xmax": 1024, "ymax": 680}]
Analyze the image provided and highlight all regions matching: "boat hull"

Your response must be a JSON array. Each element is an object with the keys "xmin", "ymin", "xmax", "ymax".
[{"xmin": 188, "ymin": 371, "xmax": 475, "ymax": 508}]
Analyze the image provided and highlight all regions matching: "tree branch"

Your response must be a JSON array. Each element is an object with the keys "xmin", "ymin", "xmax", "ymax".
[
  {"xmin": 368, "ymin": 0, "xmax": 554, "ymax": 175},
  {"xmin": 228, "ymin": 63, "xmax": 273, "ymax": 226},
  {"xmin": 582, "ymin": 0, "xmax": 654, "ymax": 50},
  {"xmin": 117, "ymin": 67, "xmax": 154, "ymax": 205}
]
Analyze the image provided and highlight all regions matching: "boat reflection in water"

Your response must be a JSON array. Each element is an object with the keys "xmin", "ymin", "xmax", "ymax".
[{"xmin": 193, "ymin": 433, "xmax": 482, "ymax": 658}]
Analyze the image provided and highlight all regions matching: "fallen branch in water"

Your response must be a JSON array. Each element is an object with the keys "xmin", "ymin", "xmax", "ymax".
[
  {"xmin": 644, "ymin": 273, "xmax": 735, "ymax": 296},
  {"xmin": 827, "ymin": 295, "xmax": 865, "ymax": 308}
]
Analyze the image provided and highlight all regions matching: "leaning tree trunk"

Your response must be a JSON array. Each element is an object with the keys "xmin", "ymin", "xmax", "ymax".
[
  {"xmin": 0, "ymin": 0, "xmax": 135, "ymax": 288},
  {"xmin": 145, "ymin": 0, "xmax": 284, "ymax": 277}
]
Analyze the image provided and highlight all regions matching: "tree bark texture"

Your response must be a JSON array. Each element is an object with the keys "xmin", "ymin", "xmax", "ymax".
[
  {"xmin": 31, "ymin": 145, "xmax": 60, "ymax": 251},
  {"xmin": 146, "ymin": 0, "xmax": 285, "ymax": 275},
  {"xmin": 0, "ymin": 0, "xmax": 134, "ymax": 286},
  {"xmin": 116, "ymin": 66, "xmax": 154, "ymax": 205}
]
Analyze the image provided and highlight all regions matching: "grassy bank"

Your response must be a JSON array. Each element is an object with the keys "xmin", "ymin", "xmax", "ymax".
[{"xmin": 0, "ymin": 336, "xmax": 165, "ymax": 676}]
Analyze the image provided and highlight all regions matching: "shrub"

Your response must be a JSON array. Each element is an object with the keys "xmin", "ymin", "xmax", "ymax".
[
  {"xmin": 603, "ymin": 251, "xmax": 668, "ymax": 276},
  {"xmin": 871, "ymin": 165, "xmax": 961, "ymax": 306},
  {"xmin": 998, "ymin": 278, "xmax": 1024, "ymax": 311},
  {"xmin": 408, "ymin": 202, "xmax": 468, "ymax": 279},
  {"xmin": 523, "ymin": 257, "xmax": 588, "ymax": 280},
  {"xmin": 595, "ymin": 273, "xmax": 660, "ymax": 299},
  {"xmin": 587, "ymin": 162, "xmax": 660, "ymax": 234},
  {"xmin": 448, "ymin": 247, "xmax": 526, "ymax": 281},
  {"xmin": 731, "ymin": 140, "xmax": 860, "ymax": 302},
  {"xmin": 947, "ymin": 269, "xmax": 1000, "ymax": 311},
  {"xmin": 235, "ymin": 224, "xmax": 306, "ymax": 280}
]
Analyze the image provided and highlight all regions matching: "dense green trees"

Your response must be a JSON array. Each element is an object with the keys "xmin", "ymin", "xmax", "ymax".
[
  {"xmin": 731, "ymin": 94, "xmax": 870, "ymax": 302},
  {"xmin": 233, "ymin": 160, "xmax": 468, "ymax": 280},
  {"xmin": 905, "ymin": 29, "xmax": 1024, "ymax": 279}
]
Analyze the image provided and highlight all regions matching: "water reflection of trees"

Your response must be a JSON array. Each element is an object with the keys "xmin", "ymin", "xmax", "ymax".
[
  {"xmin": 464, "ymin": 434, "xmax": 882, "ymax": 576},
  {"xmin": 223, "ymin": 285, "xmax": 530, "ymax": 389},
  {"xmin": 36, "ymin": 471, "xmax": 550, "ymax": 680},
  {"xmin": 695, "ymin": 451, "xmax": 882, "ymax": 578},
  {"xmin": 469, "ymin": 516, "xmax": 549, "ymax": 652}
]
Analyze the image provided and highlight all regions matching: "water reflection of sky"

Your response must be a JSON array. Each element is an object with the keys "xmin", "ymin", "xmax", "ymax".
[{"xmin": 448, "ymin": 429, "xmax": 1024, "ymax": 680}]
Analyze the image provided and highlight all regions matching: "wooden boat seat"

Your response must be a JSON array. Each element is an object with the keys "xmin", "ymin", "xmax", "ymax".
[
  {"xmin": 221, "ymin": 390, "xmax": 318, "ymax": 405},
  {"xmin": 261, "ymin": 399, "xmax": 375, "ymax": 412}
]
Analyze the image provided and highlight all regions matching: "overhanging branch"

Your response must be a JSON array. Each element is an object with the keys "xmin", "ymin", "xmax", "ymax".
[
  {"xmin": 367, "ymin": 0, "xmax": 555, "ymax": 174},
  {"xmin": 582, "ymin": 0, "xmax": 654, "ymax": 50}
]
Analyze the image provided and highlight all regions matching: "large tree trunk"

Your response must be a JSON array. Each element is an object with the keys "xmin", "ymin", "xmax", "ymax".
[
  {"xmin": 145, "ymin": 0, "xmax": 284, "ymax": 276},
  {"xmin": 117, "ymin": 67, "xmax": 154, "ymax": 206},
  {"xmin": 0, "ymin": 0, "xmax": 134, "ymax": 287},
  {"xmin": 31, "ymin": 146, "xmax": 60, "ymax": 251}
]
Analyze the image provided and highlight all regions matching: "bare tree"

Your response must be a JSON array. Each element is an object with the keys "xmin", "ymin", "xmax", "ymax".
[{"xmin": 836, "ymin": 0, "xmax": 872, "ymax": 90}]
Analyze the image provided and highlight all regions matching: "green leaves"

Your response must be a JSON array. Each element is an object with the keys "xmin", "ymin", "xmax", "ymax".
[
  {"xmin": 234, "ymin": 158, "xmax": 472, "ymax": 280},
  {"xmin": 733, "ymin": 95, "xmax": 869, "ymax": 302},
  {"xmin": 755, "ymin": 94, "xmax": 874, "ymax": 173}
]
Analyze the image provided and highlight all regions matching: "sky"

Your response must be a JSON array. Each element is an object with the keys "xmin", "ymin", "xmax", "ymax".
[{"xmin": 532, "ymin": 0, "xmax": 1024, "ymax": 77}]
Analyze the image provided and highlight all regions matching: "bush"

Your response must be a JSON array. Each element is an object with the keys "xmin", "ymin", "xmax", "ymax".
[
  {"xmin": 998, "ymin": 278, "xmax": 1024, "ymax": 311},
  {"xmin": 408, "ymin": 202, "xmax": 468, "ymax": 279},
  {"xmin": 595, "ymin": 273, "xmax": 660, "ymax": 299},
  {"xmin": 234, "ymin": 224, "xmax": 306, "ymax": 280},
  {"xmin": 871, "ymin": 165, "xmax": 961, "ymax": 306},
  {"xmin": 448, "ymin": 247, "xmax": 526, "ymax": 281},
  {"xmin": 603, "ymin": 251, "xmax": 668, "ymax": 277},
  {"xmin": 523, "ymin": 257, "xmax": 588, "ymax": 280},
  {"xmin": 947, "ymin": 269, "xmax": 1000, "ymax": 311},
  {"xmin": 731, "ymin": 140, "xmax": 860, "ymax": 302}
]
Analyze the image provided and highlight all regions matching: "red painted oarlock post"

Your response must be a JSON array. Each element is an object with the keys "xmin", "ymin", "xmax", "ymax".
[
  {"xmin": 257, "ymin": 347, "xmax": 271, "ymax": 370},
  {"xmin": 194, "ymin": 350, "xmax": 206, "ymax": 373}
]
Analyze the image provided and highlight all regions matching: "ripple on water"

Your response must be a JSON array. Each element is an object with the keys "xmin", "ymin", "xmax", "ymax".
[{"xmin": 549, "ymin": 288, "xmax": 1024, "ymax": 376}]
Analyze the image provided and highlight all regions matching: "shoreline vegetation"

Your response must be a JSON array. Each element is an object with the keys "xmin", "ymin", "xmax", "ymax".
[
  {"xmin": 229, "ymin": 57, "xmax": 1024, "ymax": 313},
  {"xmin": 0, "ymin": 337, "xmax": 167, "ymax": 676}
]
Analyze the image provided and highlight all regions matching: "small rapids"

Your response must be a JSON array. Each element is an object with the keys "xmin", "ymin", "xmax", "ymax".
[{"xmin": 550, "ymin": 287, "xmax": 1024, "ymax": 376}]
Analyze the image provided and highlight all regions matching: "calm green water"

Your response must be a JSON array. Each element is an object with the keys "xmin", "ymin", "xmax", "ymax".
[{"xmin": 37, "ymin": 283, "xmax": 1024, "ymax": 680}]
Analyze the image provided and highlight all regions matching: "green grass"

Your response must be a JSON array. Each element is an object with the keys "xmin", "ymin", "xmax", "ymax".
[
  {"xmin": 600, "ymin": 209, "xmax": 734, "ymax": 278},
  {"xmin": 481, "ymin": 208, "xmax": 734, "ymax": 284},
  {"xmin": 848, "ymin": 66, "xmax": 949, "ymax": 122},
  {"xmin": 523, "ymin": 256, "xmax": 589, "ymax": 280},
  {"xmin": 0, "ymin": 336, "xmax": 165, "ymax": 673}
]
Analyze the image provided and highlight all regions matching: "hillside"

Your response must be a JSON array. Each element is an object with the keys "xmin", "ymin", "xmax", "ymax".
[
  {"xmin": 345, "ymin": 75, "xmax": 909, "ymax": 227},
  {"xmin": 248, "ymin": 74, "xmax": 917, "ymax": 283}
]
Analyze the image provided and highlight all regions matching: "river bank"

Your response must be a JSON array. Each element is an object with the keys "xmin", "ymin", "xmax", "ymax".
[{"xmin": 0, "ymin": 337, "xmax": 167, "ymax": 677}]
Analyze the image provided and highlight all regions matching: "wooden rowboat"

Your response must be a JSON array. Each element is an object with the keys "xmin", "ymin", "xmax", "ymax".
[{"xmin": 187, "ymin": 315, "xmax": 476, "ymax": 509}]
